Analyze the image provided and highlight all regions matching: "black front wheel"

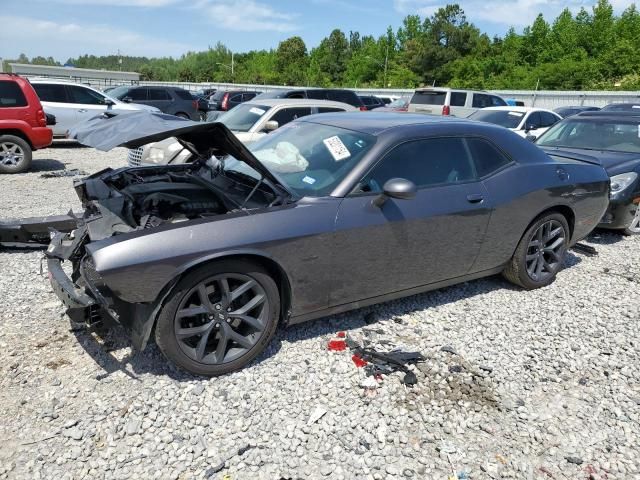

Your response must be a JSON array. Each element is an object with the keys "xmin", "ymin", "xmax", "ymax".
[
  {"xmin": 503, "ymin": 212, "xmax": 569, "ymax": 289},
  {"xmin": 155, "ymin": 260, "xmax": 280, "ymax": 376}
]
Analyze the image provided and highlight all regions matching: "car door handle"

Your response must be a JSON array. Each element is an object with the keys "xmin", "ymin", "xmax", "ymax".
[
  {"xmin": 466, "ymin": 194, "xmax": 484, "ymax": 203},
  {"xmin": 77, "ymin": 109, "xmax": 88, "ymax": 113}
]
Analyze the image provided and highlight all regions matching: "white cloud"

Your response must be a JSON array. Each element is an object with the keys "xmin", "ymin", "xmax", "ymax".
[
  {"xmin": 45, "ymin": 0, "xmax": 180, "ymax": 6},
  {"xmin": 393, "ymin": 0, "xmax": 636, "ymax": 28},
  {"xmin": 195, "ymin": 0, "xmax": 298, "ymax": 32},
  {"xmin": 0, "ymin": 15, "xmax": 197, "ymax": 60}
]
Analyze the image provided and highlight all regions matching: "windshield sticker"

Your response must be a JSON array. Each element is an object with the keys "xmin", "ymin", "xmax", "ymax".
[
  {"xmin": 249, "ymin": 107, "xmax": 266, "ymax": 115},
  {"xmin": 323, "ymin": 135, "xmax": 351, "ymax": 161},
  {"xmin": 302, "ymin": 176, "xmax": 316, "ymax": 185},
  {"xmin": 508, "ymin": 111, "xmax": 524, "ymax": 117}
]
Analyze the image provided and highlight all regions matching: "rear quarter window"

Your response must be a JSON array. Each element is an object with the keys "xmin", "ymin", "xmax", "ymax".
[
  {"xmin": 411, "ymin": 91, "xmax": 446, "ymax": 105},
  {"xmin": 0, "ymin": 81, "xmax": 28, "ymax": 107},
  {"xmin": 33, "ymin": 83, "xmax": 68, "ymax": 103},
  {"xmin": 466, "ymin": 137, "xmax": 512, "ymax": 177},
  {"xmin": 450, "ymin": 92, "xmax": 467, "ymax": 107},
  {"xmin": 174, "ymin": 89, "xmax": 194, "ymax": 100}
]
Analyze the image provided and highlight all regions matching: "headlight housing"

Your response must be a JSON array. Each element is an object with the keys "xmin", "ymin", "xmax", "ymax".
[{"xmin": 610, "ymin": 172, "xmax": 638, "ymax": 194}]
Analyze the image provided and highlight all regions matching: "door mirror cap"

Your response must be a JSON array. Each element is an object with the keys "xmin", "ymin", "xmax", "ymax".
[
  {"xmin": 103, "ymin": 97, "xmax": 115, "ymax": 106},
  {"xmin": 372, "ymin": 178, "xmax": 417, "ymax": 207},
  {"xmin": 263, "ymin": 120, "xmax": 279, "ymax": 132}
]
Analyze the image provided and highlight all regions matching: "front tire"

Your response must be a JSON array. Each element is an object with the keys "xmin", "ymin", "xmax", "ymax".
[
  {"xmin": 0, "ymin": 135, "xmax": 32, "ymax": 174},
  {"xmin": 503, "ymin": 212, "xmax": 569, "ymax": 289},
  {"xmin": 155, "ymin": 260, "xmax": 280, "ymax": 376}
]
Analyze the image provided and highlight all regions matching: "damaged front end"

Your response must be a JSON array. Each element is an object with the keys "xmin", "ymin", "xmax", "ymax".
[{"xmin": 38, "ymin": 111, "xmax": 292, "ymax": 350}]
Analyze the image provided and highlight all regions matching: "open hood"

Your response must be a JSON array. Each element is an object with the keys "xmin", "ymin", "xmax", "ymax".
[{"xmin": 67, "ymin": 110, "xmax": 287, "ymax": 191}]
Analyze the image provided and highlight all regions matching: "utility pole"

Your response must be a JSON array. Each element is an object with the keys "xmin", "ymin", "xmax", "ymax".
[
  {"xmin": 383, "ymin": 44, "xmax": 388, "ymax": 89},
  {"xmin": 231, "ymin": 52, "xmax": 234, "ymax": 78}
]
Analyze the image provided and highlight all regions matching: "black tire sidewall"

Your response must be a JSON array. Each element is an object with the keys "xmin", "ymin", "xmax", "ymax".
[
  {"xmin": 515, "ymin": 213, "xmax": 570, "ymax": 289},
  {"xmin": 155, "ymin": 260, "xmax": 280, "ymax": 376},
  {"xmin": 0, "ymin": 135, "xmax": 32, "ymax": 174}
]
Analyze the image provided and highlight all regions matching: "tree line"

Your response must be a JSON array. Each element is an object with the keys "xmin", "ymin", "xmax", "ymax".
[{"xmin": 5, "ymin": 0, "xmax": 640, "ymax": 90}]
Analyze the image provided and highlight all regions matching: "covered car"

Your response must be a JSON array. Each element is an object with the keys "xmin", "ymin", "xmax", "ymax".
[{"xmin": 47, "ymin": 111, "xmax": 610, "ymax": 376}]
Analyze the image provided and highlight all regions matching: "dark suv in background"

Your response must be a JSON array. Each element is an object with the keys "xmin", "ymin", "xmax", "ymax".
[
  {"xmin": 256, "ymin": 88, "xmax": 366, "ymax": 110},
  {"xmin": 108, "ymin": 85, "xmax": 199, "ymax": 120},
  {"xmin": 206, "ymin": 90, "xmax": 262, "ymax": 121},
  {"xmin": 358, "ymin": 95, "xmax": 386, "ymax": 110}
]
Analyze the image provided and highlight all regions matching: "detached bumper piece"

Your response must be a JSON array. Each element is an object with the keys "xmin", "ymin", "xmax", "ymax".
[
  {"xmin": 46, "ymin": 230, "xmax": 103, "ymax": 326},
  {"xmin": 0, "ymin": 212, "xmax": 78, "ymax": 248}
]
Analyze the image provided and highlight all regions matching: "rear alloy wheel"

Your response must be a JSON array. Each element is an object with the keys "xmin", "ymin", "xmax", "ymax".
[
  {"xmin": 0, "ymin": 135, "xmax": 32, "ymax": 174},
  {"xmin": 503, "ymin": 213, "xmax": 569, "ymax": 289},
  {"xmin": 155, "ymin": 260, "xmax": 279, "ymax": 376},
  {"xmin": 622, "ymin": 202, "xmax": 640, "ymax": 235}
]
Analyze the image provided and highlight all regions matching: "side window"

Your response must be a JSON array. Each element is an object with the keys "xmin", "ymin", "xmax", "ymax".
[
  {"xmin": 269, "ymin": 107, "xmax": 313, "ymax": 127},
  {"xmin": 67, "ymin": 85, "xmax": 106, "ymax": 105},
  {"xmin": 242, "ymin": 93, "xmax": 257, "ymax": 101},
  {"xmin": 540, "ymin": 111, "xmax": 559, "ymax": 127},
  {"xmin": 329, "ymin": 91, "xmax": 357, "ymax": 106},
  {"xmin": 127, "ymin": 88, "xmax": 148, "ymax": 101},
  {"xmin": 317, "ymin": 107, "xmax": 346, "ymax": 113},
  {"xmin": 450, "ymin": 92, "xmax": 467, "ymax": 107},
  {"xmin": 359, "ymin": 137, "xmax": 475, "ymax": 193},
  {"xmin": 148, "ymin": 88, "xmax": 171, "ymax": 100},
  {"xmin": 472, "ymin": 93, "xmax": 491, "ymax": 108},
  {"xmin": 32, "ymin": 83, "xmax": 68, "ymax": 103},
  {"xmin": 306, "ymin": 90, "xmax": 325, "ymax": 100},
  {"xmin": 466, "ymin": 137, "xmax": 512, "ymax": 177},
  {"xmin": 490, "ymin": 95, "xmax": 507, "ymax": 106},
  {"xmin": 229, "ymin": 94, "xmax": 243, "ymax": 105},
  {"xmin": 0, "ymin": 81, "xmax": 28, "ymax": 107},
  {"xmin": 286, "ymin": 91, "xmax": 306, "ymax": 99},
  {"xmin": 526, "ymin": 112, "xmax": 542, "ymax": 129}
]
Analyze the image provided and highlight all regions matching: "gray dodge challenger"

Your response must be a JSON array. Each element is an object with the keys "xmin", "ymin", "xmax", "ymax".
[{"xmin": 47, "ymin": 111, "xmax": 610, "ymax": 376}]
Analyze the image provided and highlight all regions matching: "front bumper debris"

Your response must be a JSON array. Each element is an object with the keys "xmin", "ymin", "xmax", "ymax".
[
  {"xmin": 0, "ymin": 212, "xmax": 78, "ymax": 248},
  {"xmin": 598, "ymin": 198, "xmax": 639, "ymax": 230}
]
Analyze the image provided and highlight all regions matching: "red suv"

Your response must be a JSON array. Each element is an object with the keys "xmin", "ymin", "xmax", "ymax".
[{"xmin": 0, "ymin": 74, "xmax": 53, "ymax": 173}]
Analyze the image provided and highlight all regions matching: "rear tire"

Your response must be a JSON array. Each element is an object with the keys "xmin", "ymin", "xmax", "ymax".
[
  {"xmin": 503, "ymin": 212, "xmax": 569, "ymax": 290},
  {"xmin": 155, "ymin": 260, "xmax": 280, "ymax": 376},
  {"xmin": 0, "ymin": 135, "xmax": 32, "ymax": 174}
]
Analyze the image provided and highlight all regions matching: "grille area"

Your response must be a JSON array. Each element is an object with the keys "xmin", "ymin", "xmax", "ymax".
[{"xmin": 128, "ymin": 147, "xmax": 143, "ymax": 167}]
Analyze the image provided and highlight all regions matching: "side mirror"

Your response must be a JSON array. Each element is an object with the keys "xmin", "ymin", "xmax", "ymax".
[
  {"xmin": 103, "ymin": 98, "xmax": 115, "ymax": 106},
  {"xmin": 525, "ymin": 134, "xmax": 537, "ymax": 142},
  {"xmin": 263, "ymin": 120, "xmax": 279, "ymax": 132},
  {"xmin": 122, "ymin": 96, "xmax": 132, "ymax": 103},
  {"xmin": 372, "ymin": 178, "xmax": 417, "ymax": 207}
]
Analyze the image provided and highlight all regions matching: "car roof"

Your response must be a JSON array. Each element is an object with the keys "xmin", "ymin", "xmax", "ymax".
[
  {"xmin": 298, "ymin": 111, "xmax": 470, "ymax": 135},
  {"xmin": 480, "ymin": 106, "xmax": 557, "ymax": 114},
  {"xmin": 573, "ymin": 111, "xmax": 640, "ymax": 120},
  {"xmin": 245, "ymin": 98, "xmax": 356, "ymax": 109}
]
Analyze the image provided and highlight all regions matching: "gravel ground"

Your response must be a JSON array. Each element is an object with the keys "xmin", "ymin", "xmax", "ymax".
[{"xmin": 0, "ymin": 144, "xmax": 639, "ymax": 480}]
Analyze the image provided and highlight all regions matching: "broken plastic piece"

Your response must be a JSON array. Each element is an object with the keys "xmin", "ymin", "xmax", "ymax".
[
  {"xmin": 351, "ymin": 354, "xmax": 367, "ymax": 368},
  {"xmin": 402, "ymin": 371, "xmax": 418, "ymax": 386},
  {"xmin": 327, "ymin": 339, "xmax": 347, "ymax": 351},
  {"xmin": 572, "ymin": 243, "xmax": 597, "ymax": 256}
]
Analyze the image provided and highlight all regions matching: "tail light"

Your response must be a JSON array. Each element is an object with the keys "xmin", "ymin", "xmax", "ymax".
[
  {"xmin": 359, "ymin": 105, "xmax": 368, "ymax": 111},
  {"xmin": 221, "ymin": 93, "xmax": 230, "ymax": 111},
  {"xmin": 442, "ymin": 105, "xmax": 450, "ymax": 116},
  {"xmin": 36, "ymin": 108, "xmax": 46, "ymax": 127}
]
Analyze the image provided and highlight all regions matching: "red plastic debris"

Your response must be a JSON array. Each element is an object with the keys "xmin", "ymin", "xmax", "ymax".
[
  {"xmin": 337, "ymin": 331, "xmax": 346, "ymax": 338},
  {"xmin": 351, "ymin": 354, "xmax": 367, "ymax": 368},
  {"xmin": 327, "ymin": 339, "xmax": 347, "ymax": 351}
]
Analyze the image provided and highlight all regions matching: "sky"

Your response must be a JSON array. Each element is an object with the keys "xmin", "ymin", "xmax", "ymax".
[{"xmin": 0, "ymin": 0, "xmax": 636, "ymax": 62}]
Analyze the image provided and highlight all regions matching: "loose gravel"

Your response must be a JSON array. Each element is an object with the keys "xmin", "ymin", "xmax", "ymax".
[{"xmin": 0, "ymin": 144, "xmax": 639, "ymax": 480}]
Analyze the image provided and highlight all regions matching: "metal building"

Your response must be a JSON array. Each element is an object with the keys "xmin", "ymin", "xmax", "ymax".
[{"xmin": 7, "ymin": 63, "xmax": 139, "ymax": 89}]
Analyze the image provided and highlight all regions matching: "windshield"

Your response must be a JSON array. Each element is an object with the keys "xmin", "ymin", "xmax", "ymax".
[
  {"xmin": 108, "ymin": 86, "xmax": 131, "ymax": 99},
  {"xmin": 537, "ymin": 118, "xmax": 640, "ymax": 153},
  {"xmin": 218, "ymin": 103, "xmax": 270, "ymax": 132},
  {"xmin": 223, "ymin": 121, "xmax": 376, "ymax": 196},
  {"xmin": 470, "ymin": 109, "xmax": 524, "ymax": 128}
]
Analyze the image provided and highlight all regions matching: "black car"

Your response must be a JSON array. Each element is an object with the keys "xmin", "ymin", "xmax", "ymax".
[
  {"xmin": 601, "ymin": 103, "xmax": 640, "ymax": 112},
  {"xmin": 256, "ymin": 88, "xmax": 366, "ymax": 110},
  {"xmin": 51, "ymin": 111, "xmax": 609, "ymax": 376},
  {"xmin": 108, "ymin": 85, "xmax": 199, "ymax": 120},
  {"xmin": 536, "ymin": 111, "xmax": 640, "ymax": 234},
  {"xmin": 208, "ymin": 90, "xmax": 261, "ymax": 115},
  {"xmin": 359, "ymin": 95, "xmax": 386, "ymax": 111},
  {"xmin": 554, "ymin": 106, "xmax": 601, "ymax": 117}
]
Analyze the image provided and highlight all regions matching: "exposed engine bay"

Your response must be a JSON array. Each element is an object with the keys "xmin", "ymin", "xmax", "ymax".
[{"xmin": 76, "ymin": 162, "xmax": 281, "ymax": 241}]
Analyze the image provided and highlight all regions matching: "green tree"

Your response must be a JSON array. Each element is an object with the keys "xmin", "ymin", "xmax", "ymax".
[{"xmin": 275, "ymin": 36, "xmax": 309, "ymax": 85}]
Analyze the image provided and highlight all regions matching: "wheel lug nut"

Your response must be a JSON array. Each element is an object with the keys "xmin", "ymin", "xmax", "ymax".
[
  {"xmin": 215, "ymin": 323, "xmax": 220, "ymax": 328},
  {"xmin": 215, "ymin": 304, "xmax": 221, "ymax": 310}
]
